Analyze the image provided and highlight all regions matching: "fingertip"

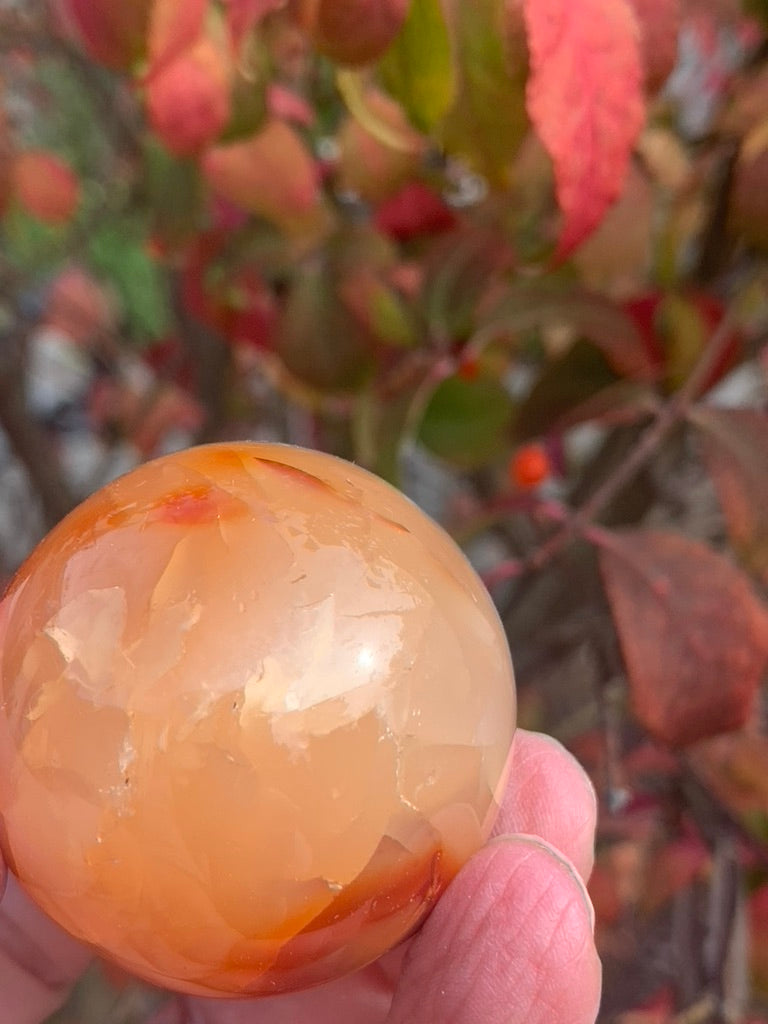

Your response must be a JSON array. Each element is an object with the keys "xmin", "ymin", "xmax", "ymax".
[
  {"xmin": 387, "ymin": 836, "xmax": 601, "ymax": 1024},
  {"xmin": 494, "ymin": 730, "xmax": 597, "ymax": 881}
]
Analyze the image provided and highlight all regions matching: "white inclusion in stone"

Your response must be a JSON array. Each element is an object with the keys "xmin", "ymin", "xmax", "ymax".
[
  {"xmin": 118, "ymin": 734, "xmax": 136, "ymax": 776},
  {"xmin": 240, "ymin": 604, "xmax": 405, "ymax": 747},
  {"xmin": 44, "ymin": 587, "xmax": 127, "ymax": 698},
  {"xmin": 356, "ymin": 647, "xmax": 375, "ymax": 672}
]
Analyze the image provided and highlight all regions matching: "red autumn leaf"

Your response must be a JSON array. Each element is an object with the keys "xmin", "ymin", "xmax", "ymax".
[
  {"xmin": 640, "ymin": 834, "xmax": 710, "ymax": 914},
  {"xmin": 202, "ymin": 118, "xmax": 324, "ymax": 234},
  {"xmin": 147, "ymin": 0, "xmax": 208, "ymax": 75},
  {"xmin": 142, "ymin": 336, "xmax": 197, "ymax": 391},
  {"xmin": 52, "ymin": 0, "xmax": 153, "ymax": 70},
  {"xmin": 374, "ymin": 182, "xmax": 457, "ymax": 241},
  {"xmin": 622, "ymin": 293, "xmax": 666, "ymax": 370},
  {"xmin": 623, "ymin": 291, "xmax": 741, "ymax": 393},
  {"xmin": 147, "ymin": 39, "xmax": 232, "ymax": 157},
  {"xmin": 587, "ymin": 859, "xmax": 624, "ymax": 926},
  {"xmin": 599, "ymin": 530, "xmax": 768, "ymax": 746},
  {"xmin": 691, "ymin": 407, "xmax": 768, "ymax": 583},
  {"xmin": 522, "ymin": 0, "xmax": 646, "ymax": 259},
  {"xmin": 295, "ymin": 0, "xmax": 411, "ymax": 66},
  {"xmin": 180, "ymin": 237, "xmax": 229, "ymax": 335},
  {"xmin": 12, "ymin": 151, "xmax": 80, "ymax": 225},
  {"xmin": 627, "ymin": 0, "xmax": 681, "ymax": 90},
  {"xmin": 224, "ymin": 0, "xmax": 287, "ymax": 46},
  {"xmin": 687, "ymin": 731, "xmax": 768, "ymax": 843}
]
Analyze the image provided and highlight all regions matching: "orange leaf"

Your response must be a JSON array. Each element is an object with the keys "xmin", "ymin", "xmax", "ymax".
[
  {"xmin": 641, "ymin": 835, "xmax": 709, "ymax": 914},
  {"xmin": 599, "ymin": 530, "xmax": 768, "ymax": 746},
  {"xmin": 202, "ymin": 119, "xmax": 325, "ymax": 235},
  {"xmin": 12, "ymin": 151, "xmax": 80, "ymax": 225},
  {"xmin": 147, "ymin": 38, "xmax": 232, "ymax": 157},
  {"xmin": 522, "ymin": 0, "xmax": 645, "ymax": 259},
  {"xmin": 147, "ymin": 0, "xmax": 208, "ymax": 75},
  {"xmin": 335, "ymin": 88, "xmax": 424, "ymax": 203},
  {"xmin": 688, "ymin": 731, "xmax": 768, "ymax": 840}
]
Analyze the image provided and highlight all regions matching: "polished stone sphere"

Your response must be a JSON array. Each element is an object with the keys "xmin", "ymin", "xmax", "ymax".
[{"xmin": 0, "ymin": 443, "xmax": 516, "ymax": 997}]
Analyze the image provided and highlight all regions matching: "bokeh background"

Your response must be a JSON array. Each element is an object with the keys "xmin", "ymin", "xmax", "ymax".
[{"xmin": 0, "ymin": 1, "xmax": 767, "ymax": 1020}]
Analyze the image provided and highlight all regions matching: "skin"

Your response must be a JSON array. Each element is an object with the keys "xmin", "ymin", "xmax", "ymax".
[{"xmin": 0, "ymin": 730, "xmax": 601, "ymax": 1024}]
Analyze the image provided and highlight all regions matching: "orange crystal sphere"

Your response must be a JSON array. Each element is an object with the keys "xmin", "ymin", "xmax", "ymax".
[{"xmin": 0, "ymin": 443, "xmax": 516, "ymax": 997}]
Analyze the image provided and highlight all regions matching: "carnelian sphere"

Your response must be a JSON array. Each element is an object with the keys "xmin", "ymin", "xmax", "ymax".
[{"xmin": 0, "ymin": 443, "xmax": 516, "ymax": 997}]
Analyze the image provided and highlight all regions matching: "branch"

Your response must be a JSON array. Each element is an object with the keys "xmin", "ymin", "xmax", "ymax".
[
  {"xmin": 167, "ymin": 270, "xmax": 232, "ymax": 442},
  {"xmin": 482, "ymin": 305, "xmax": 743, "ymax": 590},
  {"xmin": 0, "ymin": 342, "xmax": 75, "ymax": 529}
]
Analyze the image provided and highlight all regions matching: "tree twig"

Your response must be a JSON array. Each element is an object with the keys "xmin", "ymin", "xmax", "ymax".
[{"xmin": 482, "ymin": 305, "xmax": 742, "ymax": 589}]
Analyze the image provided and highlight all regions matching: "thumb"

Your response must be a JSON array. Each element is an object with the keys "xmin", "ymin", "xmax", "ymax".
[{"xmin": 386, "ymin": 836, "xmax": 601, "ymax": 1024}]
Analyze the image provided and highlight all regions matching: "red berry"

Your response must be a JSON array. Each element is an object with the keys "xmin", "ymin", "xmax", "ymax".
[
  {"xmin": 510, "ymin": 444, "xmax": 551, "ymax": 489},
  {"xmin": 457, "ymin": 354, "xmax": 480, "ymax": 381}
]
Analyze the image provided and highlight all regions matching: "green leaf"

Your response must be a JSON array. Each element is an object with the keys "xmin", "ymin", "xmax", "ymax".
[
  {"xmin": 422, "ymin": 227, "xmax": 514, "ymax": 344},
  {"xmin": 419, "ymin": 375, "xmax": 514, "ymax": 467},
  {"xmin": 277, "ymin": 255, "xmax": 373, "ymax": 392},
  {"xmin": 516, "ymin": 341, "xmax": 617, "ymax": 440},
  {"xmin": 657, "ymin": 292, "xmax": 708, "ymax": 391},
  {"xmin": 378, "ymin": 0, "xmax": 456, "ymax": 132},
  {"xmin": 352, "ymin": 386, "xmax": 412, "ymax": 485},
  {"xmin": 220, "ymin": 34, "xmax": 269, "ymax": 143},
  {"xmin": 88, "ymin": 222, "xmax": 172, "ymax": 341},
  {"xmin": 366, "ymin": 280, "xmax": 419, "ymax": 347},
  {"xmin": 143, "ymin": 139, "xmax": 206, "ymax": 249},
  {"xmin": 743, "ymin": 0, "xmax": 768, "ymax": 26},
  {"xmin": 34, "ymin": 57, "xmax": 113, "ymax": 172},
  {"xmin": 338, "ymin": 270, "xmax": 418, "ymax": 348},
  {"xmin": 439, "ymin": 0, "xmax": 528, "ymax": 187},
  {"xmin": 1, "ymin": 204, "xmax": 71, "ymax": 274}
]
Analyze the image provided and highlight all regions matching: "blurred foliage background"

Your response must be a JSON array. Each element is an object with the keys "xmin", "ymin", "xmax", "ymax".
[{"xmin": 1, "ymin": 0, "xmax": 768, "ymax": 1020}]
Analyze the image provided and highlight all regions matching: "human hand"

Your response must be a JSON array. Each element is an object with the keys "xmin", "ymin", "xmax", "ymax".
[{"xmin": 0, "ymin": 729, "xmax": 601, "ymax": 1024}]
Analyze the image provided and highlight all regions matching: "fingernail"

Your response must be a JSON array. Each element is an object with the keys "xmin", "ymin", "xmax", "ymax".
[{"xmin": 487, "ymin": 833, "xmax": 596, "ymax": 933}]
